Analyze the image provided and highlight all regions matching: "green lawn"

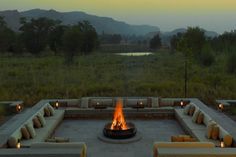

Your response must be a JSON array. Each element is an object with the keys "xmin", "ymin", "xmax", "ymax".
[{"xmin": 0, "ymin": 51, "xmax": 236, "ymax": 106}]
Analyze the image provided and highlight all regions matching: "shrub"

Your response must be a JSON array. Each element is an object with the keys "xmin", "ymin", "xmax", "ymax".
[
  {"xmin": 199, "ymin": 43, "xmax": 215, "ymax": 66},
  {"xmin": 227, "ymin": 52, "xmax": 236, "ymax": 74}
]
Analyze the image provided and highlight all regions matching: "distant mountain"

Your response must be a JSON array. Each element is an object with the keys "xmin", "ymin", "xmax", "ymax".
[
  {"xmin": 0, "ymin": 9, "xmax": 160, "ymax": 35},
  {"xmin": 162, "ymin": 28, "xmax": 218, "ymax": 38},
  {"xmin": 160, "ymin": 28, "xmax": 218, "ymax": 46}
]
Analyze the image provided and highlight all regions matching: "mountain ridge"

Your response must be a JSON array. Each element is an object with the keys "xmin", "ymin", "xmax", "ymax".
[{"xmin": 0, "ymin": 9, "xmax": 160, "ymax": 35}]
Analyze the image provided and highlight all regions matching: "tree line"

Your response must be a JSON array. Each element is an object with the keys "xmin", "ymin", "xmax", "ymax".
[
  {"xmin": 170, "ymin": 27, "xmax": 236, "ymax": 74},
  {"xmin": 0, "ymin": 16, "xmax": 99, "ymax": 63}
]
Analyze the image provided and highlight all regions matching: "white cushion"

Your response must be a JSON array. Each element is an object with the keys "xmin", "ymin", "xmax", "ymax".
[
  {"xmin": 192, "ymin": 109, "xmax": 200, "ymax": 123},
  {"xmin": 206, "ymin": 121, "xmax": 216, "ymax": 139},
  {"xmin": 184, "ymin": 104, "xmax": 191, "ymax": 115},
  {"xmin": 26, "ymin": 122, "xmax": 36, "ymax": 138},
  {"xmin": 200, "ymin": 110, "xmax": 212, "ymax": 126},
  {"xmin": 47, "ymin": 104, "xmax": 55, "ymax": 116},
  {"xmin": 37, "ymin": 113, "xmax": 46, "ymax": 126}
]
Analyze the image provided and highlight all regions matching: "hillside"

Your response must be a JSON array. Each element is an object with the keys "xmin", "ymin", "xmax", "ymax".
[{"xmin": 0, "ymin": 9, "xmax": 160, "ymax": 35}]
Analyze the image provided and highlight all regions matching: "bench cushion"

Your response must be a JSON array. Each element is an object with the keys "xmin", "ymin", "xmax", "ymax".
[{"xmin": 21, "ymin": 110, "xmax": 64, "ymax": 147}]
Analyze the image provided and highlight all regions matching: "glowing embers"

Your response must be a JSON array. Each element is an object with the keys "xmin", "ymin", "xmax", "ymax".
[{"xmin": 103, "ymin": 98, "xmax": 136, "ymax": 139}]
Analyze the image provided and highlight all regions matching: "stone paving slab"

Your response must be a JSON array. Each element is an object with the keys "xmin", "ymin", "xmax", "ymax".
[{"xmin": 53, "ymin": 119, "xmax": 185, "ymax": 157}]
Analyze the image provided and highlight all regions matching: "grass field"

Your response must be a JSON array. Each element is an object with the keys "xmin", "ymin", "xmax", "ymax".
[{"xmin": 0, "ymin": 51, "xmax": 236, "ymax": 106}]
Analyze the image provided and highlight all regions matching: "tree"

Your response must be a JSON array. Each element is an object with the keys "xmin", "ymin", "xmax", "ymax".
[
  {"xmin": 170, "ymin": 33, "xmax": 183, "ymax": 52},
  {"xmin": 19, "ymin": 17, "xmax": 59, "ymax": 55},
  {"xmin": 181, "ymin": 27, "xmax": 206, "ymax": 58},
  {"xmin": 177, "ymin": 34, "xmax": 193, "ymax": 98},
  {"xmin": 48, "ymin": 25, "xmax": 68, "ymax": 54},
  {"xmin": 99, "ymin": 33, "xmax": 122, "ymax": 44},
  {"xmin": 111, "ymin": 34, "xmax": 122, "ymax": 44},
  {"xmin": 0, "ymin": 16, "xmax": 6, "ymax": 27},
  {"xmin": 200, "ymin": 43, "xmax": 215, "ymax": 66},
  {"xmin": 210, "ymin": 30, "xmax": 236, "ymax": 53},
  {"xmin": 62, "ymin": 25, "xmax": 82, "ymax": 64},
  {"xmin": 227, "ymin": 52, "xmax": 236, "ymax": 74},
  {"xmin": 0, "ymin": 16, "xmax": 16, "ymax": 53},
  {"xmin": 78, "ymin": 21, "xmax": 98, "ymax": 55},
  {"xmin": 149, "ymin": 34, "xmax": 161, "ymax": 50}
]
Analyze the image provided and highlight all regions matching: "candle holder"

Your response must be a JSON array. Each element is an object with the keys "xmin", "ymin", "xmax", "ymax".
[
  {"xmin": 218, "ymin": 104, "xmax": 224, "ymax": 112},
  {"xmin": 16, "ymin": 140, "xmax": 21, "ymax": 149},
  {"xmin": 55, "ymin": 101, "xmax": 59, "ymax": 109},
  {"xmin": 16, "ymin": 104, "xmax": 23, "ymax": 113},
  {"xmin": 180, "ymin": 100, "xmax": 184, "ymax": 108},
  {"xmin": 220, "ymin": 140, "xmax": 225, "ymax": 148}
]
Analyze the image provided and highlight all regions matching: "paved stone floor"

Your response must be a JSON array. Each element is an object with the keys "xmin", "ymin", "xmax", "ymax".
[{"xmin": 54, "ymin": 119, "xmax": 185, "ymax": 157}]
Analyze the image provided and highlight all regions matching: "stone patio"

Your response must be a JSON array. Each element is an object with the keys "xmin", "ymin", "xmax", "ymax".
[{"xmin": 54, "ymin": 119, "xmax": 185, "ymax": 157}]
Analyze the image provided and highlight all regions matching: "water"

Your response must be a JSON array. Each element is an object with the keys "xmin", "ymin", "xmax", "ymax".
[{"xmin": 116, "ymin": 52, "xmax": 153, "ymax": 56}]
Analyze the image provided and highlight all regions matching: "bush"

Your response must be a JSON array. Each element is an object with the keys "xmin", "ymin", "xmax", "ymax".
[
  {"xmin": 199, "ymin": 43, "xmax": 215, "ymax": 66},
  {"xmin": 199, "ymin": 50, "xmax": 215, "ymax": 66},
  {"xmin": 227, "ymin": 52, "xmax": 236, "ymax": 74}
]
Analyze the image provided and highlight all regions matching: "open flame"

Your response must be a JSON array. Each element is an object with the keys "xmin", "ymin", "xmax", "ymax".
[{"xmin": 110, "ymin": 99, "xmax": 128, "ymax": 130}]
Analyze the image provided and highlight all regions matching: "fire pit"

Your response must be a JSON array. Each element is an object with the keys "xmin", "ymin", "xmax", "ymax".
[{"xmin": 103, "ymin": 99, "xmax": 137, "ymax": 139}]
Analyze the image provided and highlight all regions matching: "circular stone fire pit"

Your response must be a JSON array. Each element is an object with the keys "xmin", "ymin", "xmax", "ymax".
[
  {"xmin": 98, "ymin": 98, "xmax": 142, "ymax": 143},
  {"xmin": 103, "ymin": 122, "xmax": 136, "ymax": 139}
]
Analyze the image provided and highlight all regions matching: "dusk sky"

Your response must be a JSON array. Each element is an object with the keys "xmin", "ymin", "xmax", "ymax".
[{"xmin": 1, "ymin": 0, "xmax": 236, "ymax": 33}]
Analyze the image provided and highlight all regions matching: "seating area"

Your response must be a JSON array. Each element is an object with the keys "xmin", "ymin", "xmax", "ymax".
[
  {"xmin": 0, "ymin": 98, "xmax": 236, "ymax": 157},
  {"xmin": 175, "ymin": 103, "xmax": 233, "ymax": 146},
  {"xmin": 6, "ymin": 103, "xmax": 64, "ymax": 147},
  {"xmin": 153, "ymin": 101, "xmax": 236, "ymax": 157}
]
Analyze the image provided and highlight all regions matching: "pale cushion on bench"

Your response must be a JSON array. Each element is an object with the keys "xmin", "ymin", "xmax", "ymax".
[
  {"xmin": 197, "ymin": 112, "xmax": 204, "ymax": 124},
  {"xmin": 184, "ymin": 104, "xmax": 191, "ymax": 114},
  {"xmin": 192, "ymin": 109, "xmax": 200, "ymax": 123},
  {"xmin": 33, "ymin": 117, "xmax": 42, "ymax": 128},
  {"xmin": 21, "ymin": 127, "xmax": 30, "ymax": 139},
  {"xmin": 212, "ymin": 125, "xmax": 220, "ymax": 140},
  {"xmin": 21, "ymin": 109, "xmax": 65, "ymax": 147},
  {"xmin": 47, "ymin": 104, "xmax": 55, "ymax": 116},
  {"xmin": 37, "ymin": 113, "xmax": 46, "ymax": 126},
  {"xmin": 224, "ymin": 135, "xmax": 233, "ymax": 147},
  {"xmin": 25, "ymin": 122, "xmax": 36, "ymax": 138},
  {"xmin": 203, "ymin": 111, "xmax": 212, "ymax": 126},
  {"xmin": 7, "ymin": 137, "xmax": 17, "ymax": 148}
]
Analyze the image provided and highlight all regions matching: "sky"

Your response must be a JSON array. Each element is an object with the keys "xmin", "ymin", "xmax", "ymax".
[{"xmin": 1, "ymin": 0, "xmax": 236, "ymax": 33}]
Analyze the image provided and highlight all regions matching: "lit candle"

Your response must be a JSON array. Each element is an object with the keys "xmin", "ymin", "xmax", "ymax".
[
  {"xmin": 55, "ymin": 101, "xmax": 59, "ymax": 109},
  {"xmin": 16, "ymin": 141, "xmax": 21, "ymax": 149},
  {"xmin": 218, "ymin": 104, "xmax": 224, "ymax": 111},
  {"xmin": 16, "ymin": 104, "xmax": 22, "ymax": 113},
  {"xmin": 180, "ymin": 100, "xmax": 184, "ymax": 108},
  {"xmin": 220, "ymin": 141, "xmax": 225, "ymax": 148}
]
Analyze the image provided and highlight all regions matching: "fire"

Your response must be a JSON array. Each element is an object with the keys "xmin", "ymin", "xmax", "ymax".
[{"xmin": 110, "ymin": 99, "xmax": 128, "ymax": 130}]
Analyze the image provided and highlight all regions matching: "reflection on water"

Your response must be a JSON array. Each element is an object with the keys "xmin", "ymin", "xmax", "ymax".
[{"xmin": 116, "ymin": 52, "xmax": 153, "ymax": 56}]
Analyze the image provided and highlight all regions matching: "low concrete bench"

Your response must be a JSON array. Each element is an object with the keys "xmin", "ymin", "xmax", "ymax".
[
  {"xmin": 30, "ymin": 142, "xmax": 87, "ymax": 157},
  {"xmin": 153, "ymin": 142, "xmax": 215, "ymax": 157},
  {"xmin": 21, "ymin": 109, "xmax": 65, "ymax": 147},
  {"xmin": 0, "ymin": 147, "xmax": 86, "ymax": 157},
  {"xmin": 175, "ymin": 103, "xmax": 233, "ymax": 146},
  {"xmin": 157, "ymin": 148, "xmax": 236, "ymax": 157},
  {"xmin": 175, "ymin": 108, "xmax": 220, "ymax": 145},
  {"xmin": 81, "ymin": 97, "xmax": 159, "ymax": 108},
  {"xmin": 1, "ymin": 101, "xmax": 65, "ymax": 147}
]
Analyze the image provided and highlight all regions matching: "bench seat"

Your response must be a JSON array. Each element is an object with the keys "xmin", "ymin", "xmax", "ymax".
[
  {"xmin": 21, "ymin": 109, "xmax": 64, "ymax": 147},
  {"xmin": 175, "ymin": 108, "xmax": 219, "ymax": 145},
  {"xmin": 157, "ymin": 148, "xmax": 236, "ymax": 157}
]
